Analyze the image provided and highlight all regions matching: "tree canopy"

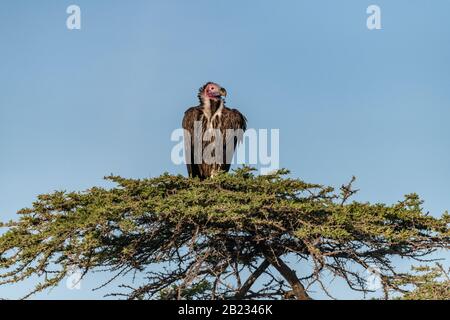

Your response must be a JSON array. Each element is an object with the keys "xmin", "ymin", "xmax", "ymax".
[{"xmin": 0, "ymin": 167, "xmax": 448, "ymax": 300}]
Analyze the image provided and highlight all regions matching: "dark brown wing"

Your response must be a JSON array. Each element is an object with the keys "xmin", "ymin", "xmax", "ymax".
[
  {"xmin": 220, "ymin": 107, "xmax": 247, "ymax": 172},
  {"xmin": 222, "ymin": 107, "xmax": 247, "ymax": 132},
  {"xmin": 182, "ymin": 107, "xmax": 203, "ymax": 178}
]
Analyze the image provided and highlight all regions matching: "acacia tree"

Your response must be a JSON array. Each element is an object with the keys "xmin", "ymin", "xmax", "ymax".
[{"xmin": 0, "ymin": 167, "xmax": 448, "ymax": 300}]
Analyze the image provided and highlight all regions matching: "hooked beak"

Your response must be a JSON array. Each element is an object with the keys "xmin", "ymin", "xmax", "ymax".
[{"xmin": 220, "ymin": 88, "xmax": 227, "ymax": 98}]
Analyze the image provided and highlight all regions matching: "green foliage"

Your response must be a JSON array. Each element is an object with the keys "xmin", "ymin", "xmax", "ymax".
[
  {"xmin": 0, "ymin": 167, "xmax": 448, "ymax": 299},
  {"xmin": 397, "ymin": 264, "xmax": 450, "ymax": 300}
]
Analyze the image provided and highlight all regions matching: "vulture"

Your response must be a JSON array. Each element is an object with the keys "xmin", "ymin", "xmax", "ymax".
[{"xmin": 182, "ymin": 82, "xmax": 247, "ymax": 179}]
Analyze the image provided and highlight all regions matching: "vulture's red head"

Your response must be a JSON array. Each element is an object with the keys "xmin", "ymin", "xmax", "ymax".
[{"xmin": 198, "ymin": 82, "xmax": 227, "ymax": 102}]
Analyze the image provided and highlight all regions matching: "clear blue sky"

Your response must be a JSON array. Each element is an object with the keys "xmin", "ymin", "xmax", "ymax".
[{"xmin": 0, "ymin": 0, "xmax": 449, "ymax": 299}]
